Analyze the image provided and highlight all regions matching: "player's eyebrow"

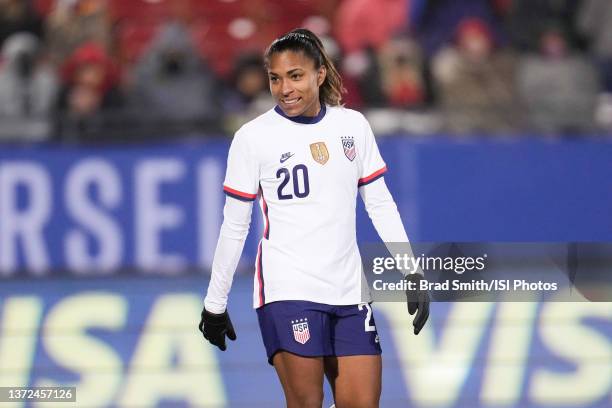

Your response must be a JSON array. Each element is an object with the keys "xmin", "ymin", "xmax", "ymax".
[
  {"xmin": 286, "ymin": 68, "xmax": 304, "ymax": 75},
  {"xmin": 268, "ymin": 68, "xmax": 304, "ymax": 77}
]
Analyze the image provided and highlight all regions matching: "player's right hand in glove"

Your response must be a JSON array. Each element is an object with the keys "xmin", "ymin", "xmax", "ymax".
[
  {"xmin": 199, "ymin": 308, "xmax": 237, "ymax": 351},
  {"xmin": 405, "ymin": 273, "xmax": 430, "ymax": 335}
]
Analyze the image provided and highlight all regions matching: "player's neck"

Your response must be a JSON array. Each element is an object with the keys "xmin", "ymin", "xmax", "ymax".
[{"xmin": 274, "ymin": 103, "xmax": 327, "ymax": 124}]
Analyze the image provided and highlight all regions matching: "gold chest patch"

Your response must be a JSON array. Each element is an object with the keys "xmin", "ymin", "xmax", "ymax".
[{"xmin": 309, "ymin": 142, "xmax": 329, "ymax": 165}]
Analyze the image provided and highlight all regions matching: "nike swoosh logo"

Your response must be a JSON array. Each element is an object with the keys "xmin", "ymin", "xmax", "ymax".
[{"xmin": 280, "ymin": 153, "xmax": 294, "ymax": 163}]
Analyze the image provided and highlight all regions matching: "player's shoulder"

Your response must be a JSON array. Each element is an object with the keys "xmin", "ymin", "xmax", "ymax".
[
  {"xmin": 229, "ymin": 108, "xmax": 279, "ymax": 150},
  {"xmin": 326, "ymin": 106, "xmax": 372, "ymax": 142},
  {"xmin": 326, "ymin": 106, "xmax": 370, "ymax": 134},
  {"xmin": 326, "ymin": 105, "xmax": 368, "ymax": 123}
]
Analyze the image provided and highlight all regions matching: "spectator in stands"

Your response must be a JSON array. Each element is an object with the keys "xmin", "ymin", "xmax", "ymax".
[
  {"xmin": 0, "ymin": 32, "xmax": 58, "ymax": 142},
  {"xmin": 223, "ymin": 53, "xmax": 271, "ymax": 114},
  {"xmin": 432, "ymin": 17, "xmax": 520, "ymax": 134},
  {"xmin": 55, "ymin": 42, "xmax": 123, "ymax": 141},
  {"xmin": 129, "ymin": 22, "xmax": 222, "ymax": 134},
  {"xmin": 517, "ymin": 25, "xmax": 599, "ymax": 134},
  {"xmin": 377, "ymin": 36, "xmax": 426, "ymax": 109},
  {"xmin": 577, "ymin": 0, "xmax": 612, "ymax": 92},
  {"xmin": 341, "ymin": 47, "xmax": 385, "ymax": 108},
  {"xmin": 45, "ymin": 0, "xmax": 112, "ymax": 67},
  {"xmin": 0, "ymin": 0, "xmax": 43, "ymax": 47},
  {"xmin": 410, "ymin": 0, "xmax": 505, "ymax": 58},
  {"xmin": 334, "ymin": 0, "xmax": 406, "ymax": 108},
  {"xmin": 504, "ymin": 0, "xmax": 582, "ymax": 52},
  {"xmin": 222, "ymin": 53, "xmax": 274, "ymax": 133}
]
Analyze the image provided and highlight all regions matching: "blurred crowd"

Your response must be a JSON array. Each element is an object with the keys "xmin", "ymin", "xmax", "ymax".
[{"xmin": 1, "ymin": 0, "xmax": 612, "ymax": 143}]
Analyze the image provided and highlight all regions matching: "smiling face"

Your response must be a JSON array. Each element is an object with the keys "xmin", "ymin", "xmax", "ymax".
[{"xmin": 267, "ymin": 50, "xmax": 326, "ymax": 117}]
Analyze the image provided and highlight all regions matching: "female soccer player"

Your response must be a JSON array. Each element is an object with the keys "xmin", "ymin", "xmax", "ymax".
[{"xmin": 199, "ymin": 28, "xmax": 429, "ymax": 408}]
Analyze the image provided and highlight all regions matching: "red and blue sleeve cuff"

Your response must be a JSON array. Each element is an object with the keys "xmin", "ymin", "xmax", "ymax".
[
  {"xmin": 358, "ymin": 166, "xmax": 387, "ymax": 187},
  {"xmin": 223, "ymin": 185, "xmax": 257, "ymax": 201}
]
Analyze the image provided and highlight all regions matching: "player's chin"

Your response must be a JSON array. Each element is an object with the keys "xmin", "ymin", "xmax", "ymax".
[{"xmin": 278, "ymin": 99, "xmax": 304, "ymax": 116}]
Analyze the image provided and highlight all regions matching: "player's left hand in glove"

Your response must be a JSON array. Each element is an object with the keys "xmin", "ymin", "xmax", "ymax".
[
  {"xmin": 199, "ymin": 308, "xmax": 236, "ymax": 351},
  {"xmin": 405, "ymin": 273, "xmax": 430, "ymax": 335}
]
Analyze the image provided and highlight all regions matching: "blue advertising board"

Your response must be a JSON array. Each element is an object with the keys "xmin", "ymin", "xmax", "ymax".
[{"xmin": 1, "ymin": 137, "xmax": 611, "ymax": 276}]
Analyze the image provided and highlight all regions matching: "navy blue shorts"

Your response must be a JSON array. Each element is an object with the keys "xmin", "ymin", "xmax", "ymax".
[{"xmin": 256, "ymin": 300, "xmax": 382, "ymax": 365}]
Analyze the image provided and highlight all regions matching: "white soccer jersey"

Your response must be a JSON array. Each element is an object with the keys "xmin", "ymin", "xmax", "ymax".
[{"xmin": 222, "ymin": 105, "xmax": 387, "ymax": 308}]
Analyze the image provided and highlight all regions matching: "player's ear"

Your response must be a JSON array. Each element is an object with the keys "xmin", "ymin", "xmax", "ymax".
[{"xmin": 317, "ymin": 65, "xmax": 326, "ymax": 87}]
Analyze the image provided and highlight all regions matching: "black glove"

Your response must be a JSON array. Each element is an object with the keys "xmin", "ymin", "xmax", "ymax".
[
  {"xmin": 199, "ymin": 308, "xmax": 237, "ymax": 351},
  {"xmin": 405, "ymin": 274, "xmax": 430, "ymax": 335}
]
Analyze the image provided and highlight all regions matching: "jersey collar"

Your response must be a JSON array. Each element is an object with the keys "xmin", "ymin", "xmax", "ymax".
[{"xmin": 274, "ymin": 103, "xmax": 327, "ymax": 124}]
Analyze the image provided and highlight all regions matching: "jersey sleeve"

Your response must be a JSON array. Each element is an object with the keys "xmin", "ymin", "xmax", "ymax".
[
  {"xmin": 223, "ymin": 129, "xmax": 259, "ymax": 201},
  {"xmin": 358, "ymin": 117, "xmax": 387, "ymax": 187},
  {"xmin": 204, "ymin": 196, "xmax": 254, "ymax": 313},
  {"xmin": 359, "ymin": 176, "xmax": 423, "ymax": 276}
]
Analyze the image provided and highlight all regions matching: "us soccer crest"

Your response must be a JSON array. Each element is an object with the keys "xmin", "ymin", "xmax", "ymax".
[
  {"xmin": 291, "ymin": 318, "xmax": 310, "ymax": 344},
  {"xmin": 310, "ymin": 142, "xmax": 329, "ymax": 165},
  {"xmin": 341, "ymin": 136, "xmax": 356, "ymax": 161}
]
